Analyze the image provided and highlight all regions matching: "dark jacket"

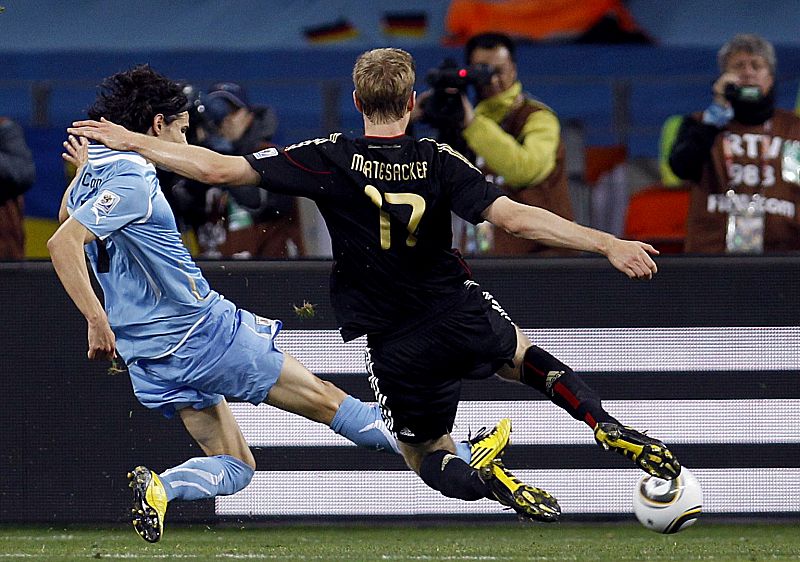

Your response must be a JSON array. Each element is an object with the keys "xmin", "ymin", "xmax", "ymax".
[{"xmin": 0, "ymin": 117, "xmax": 36, "ymax": 259}]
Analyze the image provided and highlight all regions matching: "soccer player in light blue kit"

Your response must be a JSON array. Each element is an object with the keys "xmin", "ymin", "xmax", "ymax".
[{"xmin": 49, "ymin": 66, "xmax": 504, "ymax": 543}]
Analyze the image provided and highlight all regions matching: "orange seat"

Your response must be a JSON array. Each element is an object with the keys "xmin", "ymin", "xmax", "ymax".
[{"xmin": 623, "ymin": 185, "xmax": 690, "ymax": 254}]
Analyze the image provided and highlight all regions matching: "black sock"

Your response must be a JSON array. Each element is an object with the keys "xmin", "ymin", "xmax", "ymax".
[
  {"xmin": 520, "ymin": 345, "xmax": 617, "ymax": 428},
  {"xmin": 419, "ymin": 450, "xmax": 492, "ymax": 501}
]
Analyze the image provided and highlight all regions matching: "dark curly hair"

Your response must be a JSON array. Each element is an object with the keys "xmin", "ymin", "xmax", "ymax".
[{"xmin": 87, "ymin": 65, "xmax": 189, "ymax": 134}]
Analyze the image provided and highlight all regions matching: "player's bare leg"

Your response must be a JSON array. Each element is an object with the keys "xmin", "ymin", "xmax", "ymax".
[{"xmin": 129, "ymin": 400, "xmax": 255, "ymax": 543}]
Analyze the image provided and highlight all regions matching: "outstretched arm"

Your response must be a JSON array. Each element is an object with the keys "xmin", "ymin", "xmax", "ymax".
[
  {"xmin": 47, "ymin": 218, "xmax": 116, "ymax": 360},
  {"xmin": 484, "ymin": 196, "xmax": 658, "ymax": 279},
  {"xmin": 67, "ymin": 118, "xmax": 260, "ymax": 186}
]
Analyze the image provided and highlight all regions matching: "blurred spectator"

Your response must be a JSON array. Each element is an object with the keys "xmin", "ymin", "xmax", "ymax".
[
  {"xmin": 202, "ymin": 82, "xmax": 304, "ymax": 259},
  {"xmin": 157, "ymin": 83, "xmax": 225, "ymax": 257},
  {"xmin": 457, "ymin": 32, "xmax": 575, "ymax": 255},
  {"xmin": 670, "ymin": 33, "xmax": 800, "ymax": 254},
  {"xmin": 0, "ymin": 117, "xmax": 36, "ymax": 259}
]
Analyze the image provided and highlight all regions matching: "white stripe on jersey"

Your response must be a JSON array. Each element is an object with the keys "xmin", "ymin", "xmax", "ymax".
[
  {"xmin": 421, "ymin": 138, "xmax": 481, "ymax": 173},
  {"xmin": 89, "ymin": 152, "xmax": 150, "ymax": 168}
]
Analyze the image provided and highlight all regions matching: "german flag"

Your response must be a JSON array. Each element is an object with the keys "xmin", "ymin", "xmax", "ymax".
[
  {"xmin": 303, "ymin": 19, "xmax": 359, "ymax": 43},
  {"xmin": 382, "ymin": 11, "xmax": 427, "ymax": 38}
]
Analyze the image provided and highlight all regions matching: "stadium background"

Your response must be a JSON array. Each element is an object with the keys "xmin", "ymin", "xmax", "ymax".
[
  {"xmin": 1, "ymin": 0, "xmax": 799, "ymax": 525},
  {"xmin": 1, "ymin": 257, "xmax": 798, "ymax": 522},
  {"xmin": 5, "ymin": 0, "xmax": 800, "ymax": 256}
]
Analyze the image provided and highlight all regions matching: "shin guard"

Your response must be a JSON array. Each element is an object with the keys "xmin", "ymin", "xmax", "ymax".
[
  {"xmin": 520, "ymin": 345, "xmax": 616, "ymax": 428},
  {"xmin": 419, "ymin": 450, "xmax": 492, "ymax": 501}
]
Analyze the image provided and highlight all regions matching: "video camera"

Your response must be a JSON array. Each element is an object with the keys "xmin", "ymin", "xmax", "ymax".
[
  {"xmin": 724, "ymin": 83, "xmax": 763, "ymax": 103},
  {"xmin": 419, "ymin": 58, "xmax": 496, "ymax": 145}
]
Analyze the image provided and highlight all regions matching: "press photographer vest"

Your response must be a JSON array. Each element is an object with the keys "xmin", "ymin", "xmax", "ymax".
[
  {"xmin": 477, "ymin": 98, "xmax": 575, "ymax": 255},
  {"xmin": 686, "ymin": 108, "xmax": 800, "ymax": 253}
]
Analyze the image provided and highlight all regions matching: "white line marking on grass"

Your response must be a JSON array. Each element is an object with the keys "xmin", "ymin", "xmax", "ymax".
[{"xmin": 0, "ymin": 535, "xmax": 75, "ymax": 541}]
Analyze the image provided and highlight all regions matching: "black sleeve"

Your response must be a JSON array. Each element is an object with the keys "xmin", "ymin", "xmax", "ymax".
[
  {"xmin": 668, "ymin": 115, "xmax": 721, "ymax": 182},
  {"xmin": 244, "ymin": 142, "xmax": 332, "ymax": 198},
  {"xmin": 439, "ymin": 143, "xmax": 503, "ymax": 224},
  {"xmin": 0, "ymin": 119, "xmax": 36, "ymax": 202}
]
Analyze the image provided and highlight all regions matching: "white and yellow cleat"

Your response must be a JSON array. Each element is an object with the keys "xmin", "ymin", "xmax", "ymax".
[
  {"xmin": 129, "ymin": 466, "xmax": 168, "ymax": 543},
  {"xmin": 468, "ymin": 418, "xmax": 512, "ymax": 470}
]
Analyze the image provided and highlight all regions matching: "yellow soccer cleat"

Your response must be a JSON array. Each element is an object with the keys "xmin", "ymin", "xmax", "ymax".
[
  {"xmin": 468, "ymin": 418, "xmax": 512, "ymax": 470},
  {"xmin": 594, "ymin": 422, "xmax": 681, "ymax": 480},
  {"xmin": 481, "ymin": 459, "xmax": 560, "ymax": 522},
  {"xmin": 128, "ymin": 466, "xmax": 168, "ymax": 543}
]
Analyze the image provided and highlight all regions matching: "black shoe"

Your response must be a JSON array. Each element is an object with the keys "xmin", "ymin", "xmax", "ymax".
[{"xmin": 594, "ymin": 422, "xmax": 681, "ymax": 480}]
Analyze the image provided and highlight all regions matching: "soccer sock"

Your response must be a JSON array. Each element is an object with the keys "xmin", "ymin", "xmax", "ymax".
[
  {"xmin": 330, "ymin": 395, "xmax": 400, "ymax": 454},
  {"xmin": 419, "ymin": 450, "xmax": 492, "ymax": 501},
  {"xmin": 455, "ymin": 440, "xmax": 471, "ymax": 463},
  {"xmin": 520, "ymin": 345, "xmax": 617, "ymax": 429},
  {"xmin": 158, "ymin": 454, "xmax": 254, "ymax": 502}
]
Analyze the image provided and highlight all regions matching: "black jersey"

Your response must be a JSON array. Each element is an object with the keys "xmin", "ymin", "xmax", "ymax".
[{"xmin": 244, "ymin": 133, "xmax": 503, "ymax": 340}]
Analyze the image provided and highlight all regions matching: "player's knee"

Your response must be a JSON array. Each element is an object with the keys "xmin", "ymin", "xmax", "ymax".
[
  {"xmin": 238, "ymin": 449, "xmax": 256, "ymax": 471},
  {"xmin": 215, "ymin": 454, "xmax": 256, "ymax": 495}
]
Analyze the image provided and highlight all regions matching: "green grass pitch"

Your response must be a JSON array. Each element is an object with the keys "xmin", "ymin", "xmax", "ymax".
[{"xmin": 1, "ymin": 522, "xmax": 799, "ymax": 561}]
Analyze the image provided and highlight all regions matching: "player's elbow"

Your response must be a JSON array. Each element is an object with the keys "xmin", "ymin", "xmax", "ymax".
[
  {"xmin": 46, "ymin": 230, "xmax": 65, "ymax": 259},
  {"xmin": 486, "ymin": 198, "xmax": 530, "ymax": 238}
]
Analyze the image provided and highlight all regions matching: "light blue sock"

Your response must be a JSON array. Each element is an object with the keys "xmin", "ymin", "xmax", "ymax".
[
  {"xmin": 158, "ymin": 454, "xmax": 254, "ymax": 502},
  {"xmin": 330, "ymin": 396, "xmax": 473, "ymax": 461},
  {"xmin": 455, "ymin": 441, "xmax": 471, "ymax": 463},
  {"xmin": 330, "ymin": 396, "xmax": 400, "ymax": 454}
]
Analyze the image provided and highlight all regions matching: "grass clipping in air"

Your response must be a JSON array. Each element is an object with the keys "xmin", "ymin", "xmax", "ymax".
[{"xmin": 293, "ymin": 300, "xmax": 316, "ymax": 319}]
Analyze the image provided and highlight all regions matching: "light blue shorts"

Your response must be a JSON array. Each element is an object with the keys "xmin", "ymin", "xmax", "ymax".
[{"xmin": 127, "ymin": 299, "xmax": 285, "ymax": 418}]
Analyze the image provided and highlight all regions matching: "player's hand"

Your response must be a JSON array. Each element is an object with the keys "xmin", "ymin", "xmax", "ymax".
[
  {"xmin": 460, "ymin": 92, "xmax": 475, "ymax": 128},
  {"xmin": 87, "ymin": 316, "xmax": 116, "ymax": 361},
  {"xmin": 410, "ymin": 89, "xmax": 433, "ymax": 123},
  {"xmin": 61, "ymin": 134, "xmax": 88, "ymax": 168},
  {"xmin": 605, "ymin": 239, "xmax": 659, "ymax": 280},
  {"xmin": 68, "ymin": 117, "xmax": 134, "ymax": 151},
  {"xmin": 712, "ymin": 72, "xmax": 740, "ymax": 107}
]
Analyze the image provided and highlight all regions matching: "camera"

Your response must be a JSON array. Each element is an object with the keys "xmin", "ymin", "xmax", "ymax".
[
  {"xmin": 426, "ymin": 58, "xmax": 496, "ymax": 92},
  {"xmin": 418, "ymin": 58, "xmax": 496, "ymax": 145},
  {"xmin": 724, "ymin": 83, "xmax": 763, "ymax": 103}
]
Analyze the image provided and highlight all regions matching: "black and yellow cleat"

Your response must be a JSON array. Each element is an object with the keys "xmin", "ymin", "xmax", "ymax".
[
  {"xmin": 129, "ymin": 466, "xmax": 168, "ymax": 543},
  {"xmin": 594, "ymin": 422, "xmax": 681, "ymax": 480},
  {"xmin": 480, "ymin": 460, "xmax": 560, "ymax": 522},
  {"xmin": 468, "ymin": 418, "xmax": 512, "ymax": 470}
]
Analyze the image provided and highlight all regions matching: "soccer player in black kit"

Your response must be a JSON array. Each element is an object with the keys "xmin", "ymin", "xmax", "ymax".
[{"xmin": 70, "ymin": 48, "xmax": 680, "ymax": 521}]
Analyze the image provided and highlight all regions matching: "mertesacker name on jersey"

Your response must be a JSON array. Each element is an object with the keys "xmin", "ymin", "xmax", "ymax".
[{"xmin": 351, "ymin": 154, "xmax": 428, "ymax": 182}]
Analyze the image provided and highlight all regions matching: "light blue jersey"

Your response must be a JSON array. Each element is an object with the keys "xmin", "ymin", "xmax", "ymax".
[{"xmin": 68, "ymin": 145, "xmax": 220, "ymax": 363}]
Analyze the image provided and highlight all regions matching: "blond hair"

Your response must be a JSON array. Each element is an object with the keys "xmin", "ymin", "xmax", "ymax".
[{"xmin": 352, "ymin": 48, "xmax": 415, "ymax": 124}]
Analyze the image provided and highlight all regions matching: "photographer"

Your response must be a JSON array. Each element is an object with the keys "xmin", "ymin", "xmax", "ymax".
[
  {"xmin": 669, "ymin": 33, "xmax": 800, "ymax": 254},
  {"xmin": 418, "ymin": 32, "xmax": 574, "ymax": 255},
  {"xmin": 204, "ymin": 82, "xmax": 305, "ymax": 258}
]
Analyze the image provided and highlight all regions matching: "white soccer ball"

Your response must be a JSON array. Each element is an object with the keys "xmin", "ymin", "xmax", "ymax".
[{"xmin": 633, "ymin": 467, "xmax": 703, "ymax": 534}]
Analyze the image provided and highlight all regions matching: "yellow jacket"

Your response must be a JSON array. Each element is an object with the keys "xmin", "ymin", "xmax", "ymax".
[{"xmin": 462, "ymin": 81, "xmax": 560, "ymax": 189}]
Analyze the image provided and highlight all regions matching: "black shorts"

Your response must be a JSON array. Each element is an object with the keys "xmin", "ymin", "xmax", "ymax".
[{"xmin": 365, "ymin": 281, "xmax": 517, "ymax": 444}]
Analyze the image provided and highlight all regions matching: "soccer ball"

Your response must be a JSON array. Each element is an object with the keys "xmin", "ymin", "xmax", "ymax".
[{"xmin": 633, "ymin": 467, "xmax": 703, "ymax": 534}]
